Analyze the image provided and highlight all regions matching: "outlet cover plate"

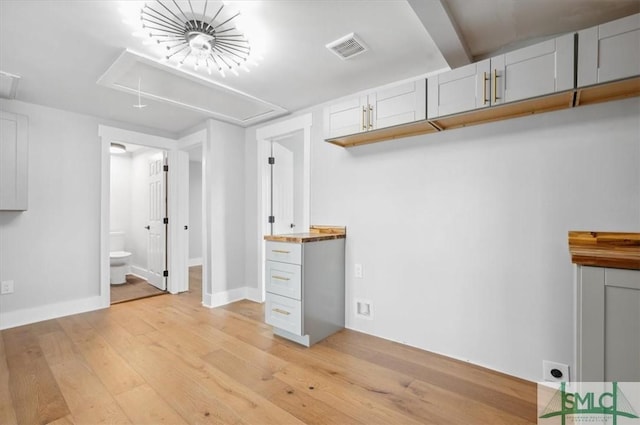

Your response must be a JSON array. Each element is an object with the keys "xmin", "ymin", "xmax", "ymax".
[{"xmin": 543, "ymin": 360, "xmax": 570, "ymax": 382}]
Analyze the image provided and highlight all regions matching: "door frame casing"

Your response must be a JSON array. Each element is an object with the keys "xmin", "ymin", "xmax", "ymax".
[
  {"xmin": 98, "ymin": 125, "xmax": 189, "ymax": 307},
  {"xmin": 256, "ymin": 113, "xmax": 312, "ymax": 302}
]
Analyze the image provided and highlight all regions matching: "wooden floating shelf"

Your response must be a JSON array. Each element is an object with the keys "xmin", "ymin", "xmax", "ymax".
[
  {"xmin": 430, "ymin": 91, "xmax": 575, "ymax": 131},
  {"xmin": 328, "ymin": 76, "xmax": 640, "ymax": 148},
  {"xmin": 326, "ymin": 120, "xmax": 439, "ymax": 148},
  {"xmin": 568, "ymin": 231, "xmax": 640, "ymax": 270}
]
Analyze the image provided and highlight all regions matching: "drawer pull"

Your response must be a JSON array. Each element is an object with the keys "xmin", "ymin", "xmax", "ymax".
[
  {"xmin": 272, "ymin": 275, "xmax": 290, "ymax": 281},
  {"xmin": 272, "ymin": 308, "xmax": 291, "ymax": 316},
  {"xmin": 272, "ymin": 249, "xmax": 291, "ymax": 254}
]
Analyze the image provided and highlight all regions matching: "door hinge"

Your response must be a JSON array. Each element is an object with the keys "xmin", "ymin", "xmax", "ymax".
[
  {"xmin": 268, "ymin": 156, "xmax": 275, "ymax": 165},
  {"xmin": 268, "ymin": 216, "xmax": 275, "ymax": 224},
  {"xmin": 163, "ymin": 165, "xmax": 169, "ymax": 172},
  {"xmin": 163, "ymin": 270, "xmax": 169, "ymax": 277},
  {"xmin": 163, "ymin": 217, "xmax": 168, "ymax": 224}
]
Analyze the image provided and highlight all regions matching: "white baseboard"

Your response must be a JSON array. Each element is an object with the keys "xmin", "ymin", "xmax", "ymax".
[
  {"xmin": 188, "ymin": 257, "xmax": 203, "ymax": 267},
  {"xmin": 131, "ymin": 265, "xmax": 152, "ymax": 282},
  {"xmin": 201, "ymin": 286, "xmax": 262, "ymax": 308},
  {"xmin": 0, "ymin": 295, "xmax": 105, "ymax": 330}
]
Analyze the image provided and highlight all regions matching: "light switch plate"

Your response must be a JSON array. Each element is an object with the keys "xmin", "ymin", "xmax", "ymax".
[{"xmin": 1, "ymin": 280, "xmax": 14, "ymax": 294}]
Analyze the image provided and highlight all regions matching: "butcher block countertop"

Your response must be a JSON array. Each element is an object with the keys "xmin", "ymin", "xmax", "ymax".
[
  {"xmin": 568, "ymin": 231, "xmax": 640, "ymax": 270},
  {"xmin": 264, "ymin": 225, "xmax": 346, "ymax": 243}
]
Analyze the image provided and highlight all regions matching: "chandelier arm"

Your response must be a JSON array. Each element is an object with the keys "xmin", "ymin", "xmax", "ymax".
[
  {"xmin": 205, "ymin": 5, "xmax": 224, "ymax": 30},
  {"xmin": 142, "ymin": 14, "xmax": 185, "ymax": 34},
  {"xmin": 148, "ymin": 33, "xmax": 183, "ymax": 38},
  {"xmin": 187, "ymin": 0, "xmax": 198, "ymax": 29},
  {"xmin": 177, "ymin": 48, "xmax": 193, "ymax": 64},
  {"xmin": 166, "ymin": 44, "xmax": 190, "ymax": 59},
  {"xmin": 216, "ymin": 42, "xmax": 250, "ymax": 55},
  {"xmin": 214, "ymin": 27, "xmax": 237, "ymax": 34},
  {"xmin": 142, "ymin": 24, "xmax": 184, "ymax": 36},
  {"xmin": 166, "ymin": 41, "xmax": 188, "ymax": 50},
  {"xmin": 214, "ymin": 34, "xmax": 245, "ymax": 39},
  {"xmin": 217, "ymin": 39, "xmax": 250, "ymax": 49},
  {"xmin": 154, "ymin": 0, "xmax": 186, "ymax": 27},
  {"xmin": 213, "ymin": 45, "xmax": 245, "ymax": 63},
  {"xmin": 201, "ymin": 0, "xmax": 208, "ymax": 31},
  {"xmin": 170, "ymin": 0, "xmax": 191, "ymax": 23},
  {"xmin": 213, "ymin": 12, "xmax": 240, "ymax": 30},
  {"xmin": 157, "ymin": 37, "xmax": 186, "ymax": 43},
  {"xmin": 143, "ymin": 7, "xmax": 185, "ymax": 32},
  {"xmin": 208, "ymin": 54, "xmax": 223, "ymax": 70},
  {"xmin": 214, "ymin": 52, "xmax": 234, "ymax": 69}
]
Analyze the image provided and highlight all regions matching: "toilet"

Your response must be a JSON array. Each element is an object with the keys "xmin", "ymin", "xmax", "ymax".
[{"xmin": 110, "ymin": 232, "xmax": 132, "ymax": 285}]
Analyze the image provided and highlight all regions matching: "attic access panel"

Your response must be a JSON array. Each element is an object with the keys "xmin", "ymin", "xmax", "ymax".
[{"xmin": 97, "ymin": 50, "xmax": 287, "ymax": 126}]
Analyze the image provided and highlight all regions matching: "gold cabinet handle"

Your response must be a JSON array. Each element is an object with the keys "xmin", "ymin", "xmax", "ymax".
[
  {"xmin": 368, "ymin": 105, "xmax": 373, "ymax": 129},
  {"xmin": 273, "ymin": 308, "xmax": 291, "ymax": 316},
  {"xmin": 272, "ymin": 275, "xmax": 290, "ymax": 281},
  {"xmin": 492, "ymin": 69, "xmax": 499, "ymax": 103},
  {"xmin": 362, "ymin": 106, "xmax": 367, "ymax": 131},
  {"xmin": 482, "ymin": 72, "xmax": 488, "ymax": 105},
  {"xmin": 271, "ymin": 249, "xmax": 290, "ymax": 254}
]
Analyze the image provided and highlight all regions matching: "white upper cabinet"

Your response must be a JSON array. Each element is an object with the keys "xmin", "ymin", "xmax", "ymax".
[
  {"xmin": 578, "ymin": 13, "xmax": 640, "ymax": 87},
  {"xmin": 428, "ymin": 34, "xmax": 574, "ymax": 119},
  {"xmin": 324, "ymin": 79, "xmax": 426, "ymax": 140},
  {"xmin": 0, "ymin": 111, "xmax": 28, "ymax": 211},
  {"xmin": 427, "ymin": 59, "xmax": 490, "ymax": 118}
]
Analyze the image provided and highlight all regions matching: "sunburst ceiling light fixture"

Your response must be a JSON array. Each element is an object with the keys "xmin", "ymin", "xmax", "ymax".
[{"xmin": 138, "ymin": 0, "xmax": 251, "ymax": 77}]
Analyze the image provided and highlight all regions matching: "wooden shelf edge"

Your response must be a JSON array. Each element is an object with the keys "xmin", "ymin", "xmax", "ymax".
[
  {"xmin": 575, "ymin": 76, "xmax": 640, "ymax": 107},
  {"xmin": 568, "ymin": 231, "xmax": 640, "ymax": 270},
  {"xmin": 326, "ymin": 120, "xmax": 440, "ymax": 148}
]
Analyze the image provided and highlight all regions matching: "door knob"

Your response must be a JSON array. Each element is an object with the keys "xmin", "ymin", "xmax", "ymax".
[
  {"xmin": 184, "ymin": 225, "xmax": 188, "ymax": 230},
  {"xmin": 144, "ymin": 225, "xmax": 150, "ymax": 230}
]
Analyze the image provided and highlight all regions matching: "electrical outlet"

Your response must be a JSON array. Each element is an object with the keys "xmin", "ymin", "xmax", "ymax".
[
  {"xmin": 355, "ymin": 299, "xmax": 373, "ymax": 319},
  {"xmin": 354, "ymin": 263, "xmax": 363, "ymax": 278},
  {"xmin": 1, "ymin": 280, "xmax": 14, "ymax": 295},
  {"xmin": 543, "ymin": 360, "xmax": 570, "ymax": 382}
]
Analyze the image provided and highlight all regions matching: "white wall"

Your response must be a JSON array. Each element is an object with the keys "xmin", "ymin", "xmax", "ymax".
[
  {"xmin": 109, "ymin": 154, "xmax": 131, "ymax": 240},
  {"xmin": 203, "ymin": 119, "xmax": 247, "ymax": 306},
  {"xmin": 246, "ymin": 97, "xmax": 640, "ymax": 382},
  {"xmin": 0, "ymin": 100, "xmax": 102, "ymax": 325},
  {"xmin": 189, "ymin": 160, "xmax": 202, "ymax": 263}
]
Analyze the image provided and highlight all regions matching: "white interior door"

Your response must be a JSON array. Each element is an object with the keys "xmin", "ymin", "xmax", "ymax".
[
  {"xmin": 147, "ymin": 153, "xmax": 166, "ymax": 290},
  {"xmin": 271, "ymin": 141, "xmax": 294, "ymax": 235}
]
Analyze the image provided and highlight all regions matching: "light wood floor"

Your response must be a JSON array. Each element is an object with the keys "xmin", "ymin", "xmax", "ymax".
[
  {"xmin": 110, "ymin": 274, "xmax": 166, "ymax": 305},
  {"xmin": 1, "ymin": 266, "xmax": 537, "ymax": 424}
]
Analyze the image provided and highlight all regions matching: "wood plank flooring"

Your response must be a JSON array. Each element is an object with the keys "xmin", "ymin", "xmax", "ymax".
[
  {"xmin": 1, "ymin": 266, "xmax": 538, "ymax": 424},
  {"xmin": 110, "ymin": 275, "xmax": 166, "ymax": 305}
]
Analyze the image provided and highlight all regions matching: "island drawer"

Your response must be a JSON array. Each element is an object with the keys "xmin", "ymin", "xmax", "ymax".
[
  {"xmin": 265, "ymin": 241, "xmax": 302, "ymax": 265},
  {"xmin": 265, "ymin": 293, "xmax": 302, "ymax": 335},
  {"xmin": 266, "ymin": 260, "xmax": 301, "ymax": 300}
]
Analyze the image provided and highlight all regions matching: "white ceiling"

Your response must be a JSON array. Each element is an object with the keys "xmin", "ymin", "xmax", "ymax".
[{"xmin": 1, "ymin": 0, "xmax": 638, "ymax": 136}]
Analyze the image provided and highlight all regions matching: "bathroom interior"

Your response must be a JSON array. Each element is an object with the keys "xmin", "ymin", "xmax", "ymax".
[{"xmin": 109, "ymin": 141, "xmax": 203, "ymax": 304}]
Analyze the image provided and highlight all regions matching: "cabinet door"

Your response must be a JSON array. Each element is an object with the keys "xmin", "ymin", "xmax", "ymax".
[
  {"xmin": 0, "ymin": 111, "xmax": 28, "ymax": 211},
  {"xmin": 427, "ymin": 59, "xmax": 490, "ymax": 118},
  {"xmin": 578, "ymin": 13, "xmax": 640, "ymax": 87},
  {"xmin": 497, "ymin": 33, "xmax": 574, "ymax": 104},
  {"xmin": 372, "ymin": 79, "xmax": 426, "ymax": 130},
  {"xmin": 604, "ymin": 268, "xmax": 640, "ymax": 382},
  {"xmin": 323, "ymin": 95, "xmax": 368, "ymax": 139}
]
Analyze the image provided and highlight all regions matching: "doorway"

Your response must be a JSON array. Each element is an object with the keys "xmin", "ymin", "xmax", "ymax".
[
  {"xmin": 99, "ymin": 125, "xmax": 190, "ymax": 308},
  {"xmin": 109, "ymin": 143, "xmax": 168, "ymax": 304},
  {"xmin": 256, "ymin": 113, "xmax": 312, "ymax": 301}
]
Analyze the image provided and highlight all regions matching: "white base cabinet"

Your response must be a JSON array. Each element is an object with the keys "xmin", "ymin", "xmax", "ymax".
[
  {"xmin": 576, "ymin": 266, "xmax": 640, "ymax": 381},
  {"xmin": 265, "ymin": 239, "xmax": 345, "ymax": 346},
  {"xmin": 0, "ymin": 111, "xmax": 28, "ymax": 211}
]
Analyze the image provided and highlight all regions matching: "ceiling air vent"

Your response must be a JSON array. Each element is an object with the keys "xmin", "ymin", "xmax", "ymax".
[{"xmin": 326, "ymin": 33, "xmax": 368, "ymax": 60}]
